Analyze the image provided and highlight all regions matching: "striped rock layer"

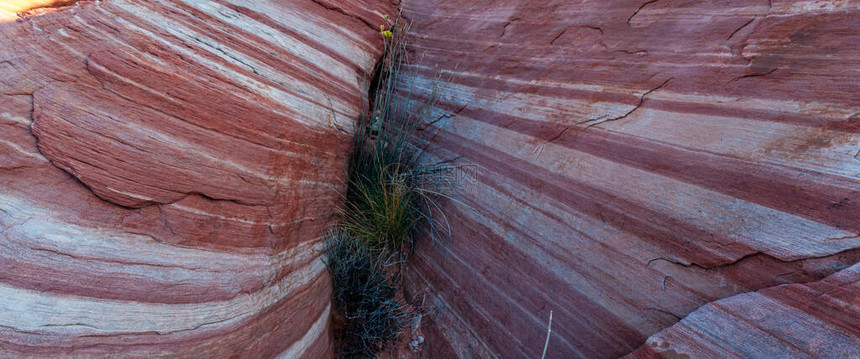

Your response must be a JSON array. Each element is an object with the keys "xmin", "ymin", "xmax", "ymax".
[
  {"xmin": 626, "ymin": 262, "xmax": 860, "ymax": 358},
  {"xmin": 399, "ymin": 0, "xmax": 860, "ymax": 358},
  {"xmin": 0, "ymin": 0, "xmax": 393, "ymax": 357}
]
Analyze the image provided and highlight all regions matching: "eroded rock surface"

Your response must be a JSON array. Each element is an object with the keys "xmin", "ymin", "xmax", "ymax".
[
  {"xmin": 627, "ymin": 263, "xmax": 860, "ymax": 358},
  {"xmin": 399, "ymin": 0, "xmax": 860, "ymax": 357},
  {"xmin": 0, "ymin": 0, "xmax": 393, "ymax": 357}
]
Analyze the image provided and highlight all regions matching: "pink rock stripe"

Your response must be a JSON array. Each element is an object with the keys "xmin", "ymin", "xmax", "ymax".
[{"xmin": 626, "ymin": 263, "xmax": 860, "ymax": 358}]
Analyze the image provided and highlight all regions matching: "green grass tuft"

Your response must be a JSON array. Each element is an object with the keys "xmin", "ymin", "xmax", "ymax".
[{"xmin": 339, "ymin": 15, "xmax": 456, "ymax": 254}]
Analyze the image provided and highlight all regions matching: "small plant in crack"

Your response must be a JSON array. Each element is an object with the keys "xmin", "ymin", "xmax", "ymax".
[
  {"xmin": 323, "ymin": 12, "xmax": 460, "ymax": 358},
  {"xmin": 341, "ymin": 14, "xmax": 457, "ymax": 255}
]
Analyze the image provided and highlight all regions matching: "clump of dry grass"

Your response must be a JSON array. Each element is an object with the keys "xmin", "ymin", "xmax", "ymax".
[{"xmin": 324, "ymin": 231, "xmax": 407, "ymax": 358}]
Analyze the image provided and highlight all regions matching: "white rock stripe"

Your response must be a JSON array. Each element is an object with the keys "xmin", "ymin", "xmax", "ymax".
[
  {"xmin": 276, "ymin": 303, "xmax": 332, "ymax": 359},
  {"xmin": 0, "ymin": 258, "xmax": 324, "ymax": 335}
]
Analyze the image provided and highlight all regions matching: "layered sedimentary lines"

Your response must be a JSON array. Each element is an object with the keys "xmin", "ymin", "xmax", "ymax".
[
  {"xmin": 0, "ymin": 0, "xmax": 392, "ymax": 356},
  {"xmin": 400, "ymin": 0, "xmax": 860, "ymax": 358},
  {"xmin": 627, "ymin": 263, "xmax": 860, "ymax": 358}
]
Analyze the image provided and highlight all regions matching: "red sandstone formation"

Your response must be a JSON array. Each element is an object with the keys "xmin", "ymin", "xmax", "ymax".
[
  {"xmin": 0, "ymin": 0, "xmax": 393, "ymax": 357},
  {"xmin": 626, "ymin": 262, "xmax": 860, "ymax": 358},
  {"xmin": 3, "ymin": 0, "xmax": 860, "ymax": 358},
  {"xmin": 400, "ymin": 0, "xmax": 860, "ymax": 357}
]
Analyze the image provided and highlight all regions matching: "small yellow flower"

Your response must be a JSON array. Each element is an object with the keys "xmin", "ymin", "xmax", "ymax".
[
  {"xmin": 380, "ymin": 24, "xmax": 385, "ymax": 31},
  {"xmin": 381, "ymin": 30, "xmax": 393, "ymax": 38}
]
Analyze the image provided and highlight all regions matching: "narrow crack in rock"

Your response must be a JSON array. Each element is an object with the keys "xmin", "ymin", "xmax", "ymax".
[
  {"xmin": 646, "ymin": 246, "xmax": 860, "ymax": 272},
  {"xmin": 627, "ymin": 0, "xmax": 660, "ymax": 27},
  {"xmin": 578, "ymin": 77, "xmax": 673, "ymax": 131},
  {"xmin": 30, "ymin": 246, "xmax": 207, "ymax": 271},
  {"xmin": 500, "ymin": 17, "xmax": 521, "ymax": 38},
  {"xmin": 727, "ymin": 17, "xmax": 757, "ymax": 41},
  {"xmin": 642, "ymin": 307, "xmax": 682, "ymax": 321},
  {"xmin": 728, "ymin": 67, "xmax": 780, "ymax": 83}
]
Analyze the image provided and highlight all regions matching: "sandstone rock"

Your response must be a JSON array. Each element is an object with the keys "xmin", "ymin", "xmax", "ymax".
[
  {"xmin": 399, "ymin": 0, "xmax": 860, "ymax": 357},
  {"xmin": 4, "ymin": 0, "xmax": 859, "ymax": 357},
  {"xmin": 626, "ymin": 263, "xmax": 860, "ymax": 358},
  {"xmin": 0, "ymin": 0, "xmax": 393, "ymax": 357}
]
